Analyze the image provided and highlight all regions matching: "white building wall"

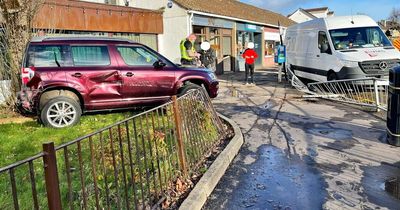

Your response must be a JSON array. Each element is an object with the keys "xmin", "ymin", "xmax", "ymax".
[
  {"xmin": 289, "ymin": 10, "xmax": 314, "ymax": 23},
  {"xmin": 311, "ymin": 11, "xmax": 328, "ymax": 18},
  {"xmin": 130, "ymin": 0, "xmax": 190, "ymax": 63}
]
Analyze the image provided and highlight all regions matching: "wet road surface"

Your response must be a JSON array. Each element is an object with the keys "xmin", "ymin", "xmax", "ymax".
[{"xmin": 203, "ymin": 70, "xmax": 400, "ymax": 210}]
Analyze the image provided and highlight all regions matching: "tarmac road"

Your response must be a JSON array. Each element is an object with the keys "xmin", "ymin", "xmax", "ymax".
[{"xmin": 203, "ymin": 69, "xmax": 400, "ymax": 210}]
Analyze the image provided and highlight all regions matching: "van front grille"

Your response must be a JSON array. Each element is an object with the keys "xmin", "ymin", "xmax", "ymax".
[{"xmin": 359, "ymin": 59, "xmax": 400, "ymax": 75}]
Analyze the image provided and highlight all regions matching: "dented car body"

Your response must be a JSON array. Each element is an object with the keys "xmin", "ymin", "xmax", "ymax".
[{"xmin": 18, "ymin": 37, "xmax": 218, "ymax": 128}]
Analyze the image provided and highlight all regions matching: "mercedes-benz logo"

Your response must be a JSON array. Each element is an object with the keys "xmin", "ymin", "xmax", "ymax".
[{"xmin": 379, "ymin": 61, "xmax": 388, "ymax": 70}]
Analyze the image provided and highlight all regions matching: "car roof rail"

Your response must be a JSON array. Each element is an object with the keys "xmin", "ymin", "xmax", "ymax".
[{"xmin": 30, "ymin": 36, "xmax": 138, "ymax": 44}]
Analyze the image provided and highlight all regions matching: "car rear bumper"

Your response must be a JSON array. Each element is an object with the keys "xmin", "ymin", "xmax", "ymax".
[{"xmin": 17, "ymin": 89, "xmax": 40, "ymax": 114}]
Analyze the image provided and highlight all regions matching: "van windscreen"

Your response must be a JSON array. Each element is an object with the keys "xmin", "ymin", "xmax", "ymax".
[{"xmin": 329, "ymin": 27, "xmax": 392, "ymax": 50}]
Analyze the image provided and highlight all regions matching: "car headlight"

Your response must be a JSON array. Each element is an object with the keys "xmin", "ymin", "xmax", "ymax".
[
  {"xmin": 208, "ymin": 72, "xmax": 217, "ymax": 80},
  {"xmin": 342, "ymin": 60, "xmax": 359, "ymax": 68}
]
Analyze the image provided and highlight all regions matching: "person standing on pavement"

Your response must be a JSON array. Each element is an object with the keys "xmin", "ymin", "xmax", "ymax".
[
  {"xmin": 180, "ymin": 33, "xmax": 200, "ymax": 65},
  {"xmin": 242, "ymin": 42, "xmax": 258, "ymax": 85},
  {"xmin": 199, "ymin": 41, "xmax": 216, "ymax": 71}
]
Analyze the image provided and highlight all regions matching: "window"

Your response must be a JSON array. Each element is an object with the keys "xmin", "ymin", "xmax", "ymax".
[
  {"xmin": 117, "ymin": 46, "xmax": 160, "ymax": 66},
  {"xmin": 222, "ymin": 36, "xmax": 232, "ymax": 56},
  {"xmin": 71, "ymin": 46, "xmax": 110, "ymax": 66},
  {"xmin": 26, "ymin": 45, "xmax": 72, "ymax": 67},
  {"xmin": 318, "ymin": 31, "xmax": 331, "ymax": 54}
]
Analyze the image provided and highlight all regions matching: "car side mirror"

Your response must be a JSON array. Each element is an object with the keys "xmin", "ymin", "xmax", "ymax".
[
  {"xmin": 153, "ymin": 60, "xmax": 166, "ymax": 69},
  {"xmin": 321, "ymin": 43, "xmax": 329, "ymax": 54}
]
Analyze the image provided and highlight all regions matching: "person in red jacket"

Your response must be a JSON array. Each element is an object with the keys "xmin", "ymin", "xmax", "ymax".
[{"xmin": 242, "ymin": 42, "xmax": 258, "ymax": 85}]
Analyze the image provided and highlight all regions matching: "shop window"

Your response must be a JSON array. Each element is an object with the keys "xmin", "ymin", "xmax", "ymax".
[
  {"xmin": 139, "ymin": 34, "xmax": 158, "ymax": 51},
  {"xmin": 193, "ymin": 26, "xmax": 205, "ymax": 34},
  {"xmin": 265, "ymin": 40, "xmax": 277, "ymax": 56},
  {"xmin": 210, "ymin": 36, "xmax": 220, "ymax": 58},
  {"xmin": 223, "ymin": 37, "xmax": 232, "ymax": 56}
]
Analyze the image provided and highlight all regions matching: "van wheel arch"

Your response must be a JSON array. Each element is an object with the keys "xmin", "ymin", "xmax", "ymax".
[{"xmin": 327, "ymin": 71, "xmax": 337, "ymax": 81}]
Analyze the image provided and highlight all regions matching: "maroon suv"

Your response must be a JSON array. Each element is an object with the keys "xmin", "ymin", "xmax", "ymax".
[{"xmin": 18, "ymin": 37, "xmax": 219, "ymax": 128}]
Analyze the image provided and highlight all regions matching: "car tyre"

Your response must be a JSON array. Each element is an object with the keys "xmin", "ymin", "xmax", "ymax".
[
  {"xmin": 178, "ymin": 82, "xmax": 201, "ymax": 97},
  {"xmin": 40, "ymin": 96, "xmax": 82, "ymax": 128}
]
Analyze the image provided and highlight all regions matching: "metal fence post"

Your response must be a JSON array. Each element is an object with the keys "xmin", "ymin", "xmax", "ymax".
[
  {"xmin": 374, "ymin": 79, "xmax": 380, "ymax": 111},
  {"xmin": 172, "ymin": 95, "xmax": 187, "ymax": 175},
  {"xmin": 43, "ymin": 142, "xmax": 62, "ymax": 210}
]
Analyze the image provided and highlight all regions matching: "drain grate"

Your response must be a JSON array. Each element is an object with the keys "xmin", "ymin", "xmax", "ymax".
[{"xmin": 385, "ymin": 177, "xmax": 400, "ymax": 200}]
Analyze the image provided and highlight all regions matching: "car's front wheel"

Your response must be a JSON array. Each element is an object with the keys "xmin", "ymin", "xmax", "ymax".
[
  {"xmin": 40, "ymin": 96, "xmax": 82, "ymax": 128},
  {"xmin": 178, "ymin": 82, "xmax": 201, "ymax": 97}
]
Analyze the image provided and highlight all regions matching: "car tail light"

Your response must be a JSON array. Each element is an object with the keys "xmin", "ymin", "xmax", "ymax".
[{"xmin": 21, "ymin": 66, "xmax": 35, "ymax": 85}]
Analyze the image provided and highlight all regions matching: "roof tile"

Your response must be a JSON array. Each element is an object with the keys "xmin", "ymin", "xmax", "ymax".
[{"xmin": 173, "ymin": 0, "xmax": 295, "ymax": 27}]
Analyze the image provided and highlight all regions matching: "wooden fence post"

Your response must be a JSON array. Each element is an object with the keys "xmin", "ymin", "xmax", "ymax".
[
  {"xmin": 172, "ymin": 95, "xmax": 187, "ymax": 176},
  {"xmin": 43, "ymin": 142, "xmax": 62, "ymax": 210}
]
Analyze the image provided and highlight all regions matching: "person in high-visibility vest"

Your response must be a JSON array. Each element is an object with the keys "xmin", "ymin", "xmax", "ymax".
[
  {"xmin": 393, "ymin": 38, "xmax": 400, "ymax": 51},
  {"xmin": 180, "ymin": 33, "xmax": 199, "ymax": 65}
]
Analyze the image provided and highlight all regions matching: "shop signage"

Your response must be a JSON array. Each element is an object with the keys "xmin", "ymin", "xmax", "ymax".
[
  {"xmin": 236, "ymin": 23, "xmax": 262, "ymax": 32},
  {"xmin": 193, "ymin": 15, "xmax": 234, "ymax": 29},
  {"xmin": 245, "ymin": 24, "xmax": 257, "ymax": 31}
]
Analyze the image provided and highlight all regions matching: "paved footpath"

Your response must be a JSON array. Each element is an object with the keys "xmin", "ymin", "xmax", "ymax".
[{"xmin": 203, "ymin": 69, "xmax": 400, "ymax": 210}]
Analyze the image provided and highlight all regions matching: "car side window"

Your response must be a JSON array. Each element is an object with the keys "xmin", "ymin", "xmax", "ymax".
[
  {"xmin": 117, "ymin": 46, "xmax": 160, "ymax": 66},
  {"xmin": 71, "ymin": 46, "xmax": 110, "ymax": 66},
  {"xmin": 26, "ymin": 45, "xmax": 72, "ymax": 67},
  {"xmin": 318, "ymin": 31, "xmax": 332, "ymax": 54}
]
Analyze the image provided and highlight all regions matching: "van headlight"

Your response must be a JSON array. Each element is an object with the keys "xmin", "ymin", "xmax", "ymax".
[
  {"xmin": 342, "ymin": 60, "xmax": 359, "ymax": 68},
  {"xmin": 208, "ymin": 72, "xmax": 217, "ymax": 81}
]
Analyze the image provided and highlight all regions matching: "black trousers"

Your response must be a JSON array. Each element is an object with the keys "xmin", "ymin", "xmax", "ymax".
[
  {"xmin": 181, "ymin": 58, "xmax": 194, "ymax": 65},
  {"xmin": 245, "ymin": 63, "xmax": 255, "ymax": 83}
]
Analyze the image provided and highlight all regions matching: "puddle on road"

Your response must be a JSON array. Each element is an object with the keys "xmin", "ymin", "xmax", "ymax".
[
  {"xmin": 384, "ymin": 177, "xmax": 400, "ymax": 200},
  {"xmin": 227, "ymin": 87, "xmax": 246, "ymax": 98},
  {"xmin": 307, "ymin": 127, "xmax": 353, "ymax": 140}
]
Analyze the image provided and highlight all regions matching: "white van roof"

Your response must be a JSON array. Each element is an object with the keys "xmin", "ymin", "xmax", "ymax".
[
  {"xmin": 324, "ymin": 15, "xmax": 378, "ymax": 30},
  {"xmin": 287, "ymin": 15, "xmax": 379, "ymax": 32}
]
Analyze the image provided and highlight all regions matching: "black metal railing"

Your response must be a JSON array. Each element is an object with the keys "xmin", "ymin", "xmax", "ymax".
[{"xmin": 0, "ymin": 88, "xmax": 226, "ymax": 210}]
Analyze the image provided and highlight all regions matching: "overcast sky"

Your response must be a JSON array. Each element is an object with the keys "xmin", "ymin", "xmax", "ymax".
[{"xmin": 240, "ymin": 0, "xmax": 399, "ymax": 21}]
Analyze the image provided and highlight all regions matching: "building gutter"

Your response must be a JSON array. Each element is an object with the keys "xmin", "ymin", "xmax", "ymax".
[{"xmin": 187, "ymin": 10, "xmax": 285, "ymax": 29}]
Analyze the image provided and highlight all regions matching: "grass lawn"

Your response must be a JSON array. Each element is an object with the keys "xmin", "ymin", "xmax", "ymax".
[{"xmin": 0, "ymin": 110, "xmax": 138, "ymax": 167}]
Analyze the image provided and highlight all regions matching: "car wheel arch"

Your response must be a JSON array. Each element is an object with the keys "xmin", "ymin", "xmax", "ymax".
[
  {"xmin": 179, "ymin": 78, "xmax": 208, "ymax": 93},
  {"xmin": 39, "ymin": 88, "xmax": 84, "ymax": 111}
]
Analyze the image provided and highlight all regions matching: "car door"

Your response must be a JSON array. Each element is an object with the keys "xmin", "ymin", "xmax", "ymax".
[
  {"xmin": 65, "ymin": 45, "xmax": 123, "ymax": 107},
  {"xmin": 115, "ymin": 45, "xmax": 176, "ymax": 100}
]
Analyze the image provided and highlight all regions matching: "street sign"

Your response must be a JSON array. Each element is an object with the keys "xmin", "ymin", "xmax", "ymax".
[{"xmin": 274, "ymin": 45, "xmax": 286, "ymax": 64}]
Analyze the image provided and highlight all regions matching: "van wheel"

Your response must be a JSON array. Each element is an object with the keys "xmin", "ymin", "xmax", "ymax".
[
  {"xmin": 40, "ymin": 96, "xmax": 82, "ymax": 128},
  {"xmin": 327, "ymin": 72, "xmax": 337, "ymax": 81},
  {"xmin": 178, "ymin": 82, "xmax": 201, "ymax": 97}
]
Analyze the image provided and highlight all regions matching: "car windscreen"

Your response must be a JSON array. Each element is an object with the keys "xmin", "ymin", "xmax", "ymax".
[{"xmin": 329, "ymin": 27, "xmax": 392, "ymax": 50}]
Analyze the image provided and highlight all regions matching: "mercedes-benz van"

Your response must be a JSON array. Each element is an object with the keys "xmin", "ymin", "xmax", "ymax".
[{"xmin": 285, "ymin": 15, "xmax": 400, "ymax": 82}]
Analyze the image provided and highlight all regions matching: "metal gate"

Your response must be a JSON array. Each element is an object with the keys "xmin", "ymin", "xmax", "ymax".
[{"xmin": 286, "ymin": 68, "xmax": 389, "ymax": 111}]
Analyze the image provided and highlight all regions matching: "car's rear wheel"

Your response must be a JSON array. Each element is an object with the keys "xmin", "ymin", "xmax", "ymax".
[
  {"xmin": 178, "ymin": 82, "xmax": 201, "ymax": 97},
  {"xmin": 40, "ymin": 96, "xmax": 82, "ymax": 128}
]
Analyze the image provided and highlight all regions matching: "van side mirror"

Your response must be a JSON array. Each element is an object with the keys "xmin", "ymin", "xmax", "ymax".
[
  {"xmin": 321, "ymin": 43, "xmax": 330, "ymax": 54},
  {"xmin": 153, "ymin": 60, "xmax": 166, "ymax": 69}
]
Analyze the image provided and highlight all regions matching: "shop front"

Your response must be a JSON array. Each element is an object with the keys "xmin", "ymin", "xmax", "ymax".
[
  {"xmin": 192, "ymin": 15, "xmax": 235, "ymax": 72},
  {"xmin": 236, "ymin": 23, "xmax": 264, "ymax": 71},
  {"xmin": 264, "ymin": 27, "xmax": 281, "ymax": 67}
]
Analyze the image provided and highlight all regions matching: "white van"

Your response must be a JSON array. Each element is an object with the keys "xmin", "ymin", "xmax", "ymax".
[{"xmin": 285, "ymin": 15, "xmax": 400, "ymax": 82}]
